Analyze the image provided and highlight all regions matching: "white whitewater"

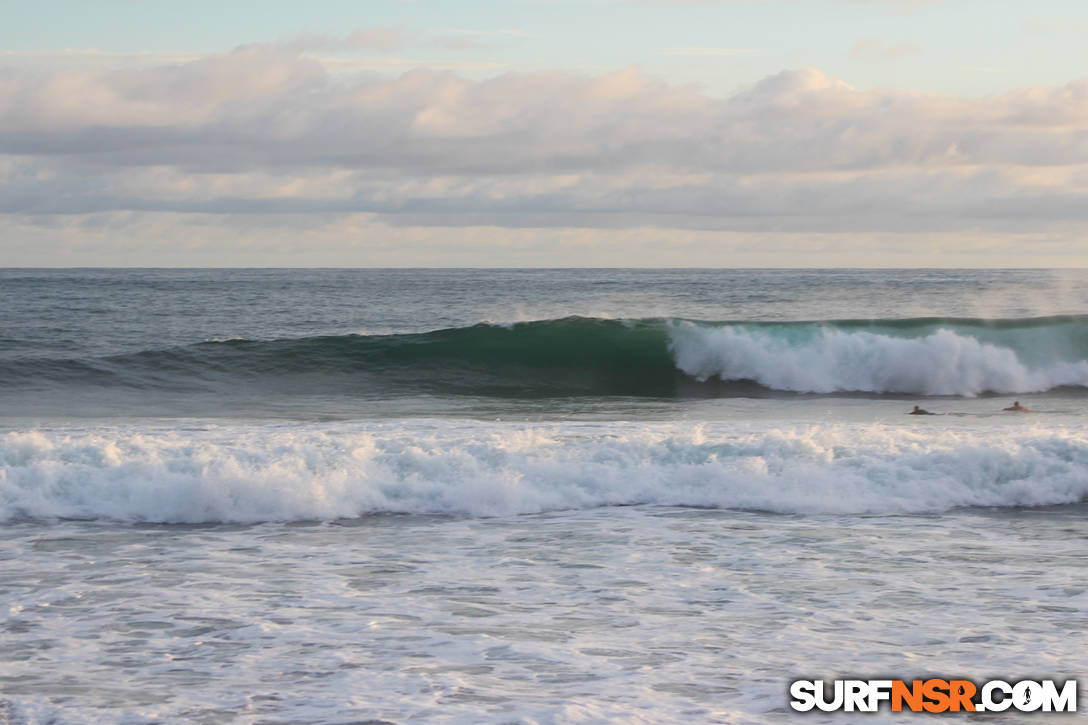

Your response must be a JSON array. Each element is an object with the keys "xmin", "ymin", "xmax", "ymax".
[
  {"xmin": 5, "ymin": 420, "xmax": 1088, "ymax": 522},
  {"xmin": 669, "ymin": 322, "xmax": 1088, "ymax": 396}
]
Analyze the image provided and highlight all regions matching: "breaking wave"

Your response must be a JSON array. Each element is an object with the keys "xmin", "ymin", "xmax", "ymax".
[
  {"xmin": 3, "ymin": 315, "xmax": 1088, "ymax": 398},
  {"xmin": 2, "ymin": 422, "xmax": 1087, "ymax": 523}
]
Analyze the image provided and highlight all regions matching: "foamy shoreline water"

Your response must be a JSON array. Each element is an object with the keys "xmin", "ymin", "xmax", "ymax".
[{"xmin": 3, "ymin": 503, "xmax": 1085, "ymax": 724}]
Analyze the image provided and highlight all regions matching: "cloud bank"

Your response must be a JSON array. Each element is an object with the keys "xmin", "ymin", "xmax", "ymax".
[{"xmin": 2, "ymin": 41, "xmax": 1088, "ymax": 265}]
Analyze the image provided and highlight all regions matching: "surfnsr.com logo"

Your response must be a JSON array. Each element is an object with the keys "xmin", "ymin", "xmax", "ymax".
[{"xmin": 789, "ymin": 679, "xmax": 1078, "ymax": 713}]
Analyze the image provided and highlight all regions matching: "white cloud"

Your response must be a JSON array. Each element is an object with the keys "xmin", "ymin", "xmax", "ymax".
[
  {"xmin": 343, "ymin": 27, "xmax": 416, "ymax": 52},
  {"xmin": 659, "ymin": 47, "xmax": 761, "ymax": 56},
  {"xmin": 3, "ymin": 44, "xmax": 1088, "ymax": 265},
  {"xmin": 425, "ymin": 28, "xmax": 539, "ymax": 51},
  {"xmin": 8, "ymin": 211, "xmax": 1069, "ymax": 268},
  {"xmin": 841, "ymin": 0, "xmax": 942, "ymax": 10},
  {"xmin": 434, "ymin": 28, "xmax": 541, "ymax": 38},
  {"xmin": 850, "ymin": 37, "xmax": 921, "ymax": 59}
]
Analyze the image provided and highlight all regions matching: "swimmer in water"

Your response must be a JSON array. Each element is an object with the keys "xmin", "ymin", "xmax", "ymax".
[
  {"xmin": 1003, "ymin": 401, "xmax": 1032, "ymax": 413},
  {"xmin": 909, "ymin": 405, "xmax": 934, "ymax": 415}
]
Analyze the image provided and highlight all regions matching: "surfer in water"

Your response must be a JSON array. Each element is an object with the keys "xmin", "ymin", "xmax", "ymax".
[
  {"xmin": 909, "ymin": 405, "xmax": 935, "ymax": 415},
  {"xmin": 1003, "ymin": 401, "xmax": 1032, "ymax": 413}
]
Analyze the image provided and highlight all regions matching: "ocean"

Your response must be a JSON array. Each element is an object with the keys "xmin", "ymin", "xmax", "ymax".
[{"xmin": 1, "ymin": 268, "xmax": 1086, "ymax": 723}]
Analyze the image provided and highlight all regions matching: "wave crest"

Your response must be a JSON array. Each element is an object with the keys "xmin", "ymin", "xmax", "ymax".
[{"xmin": 669, "ymin": 323, "xmax": 1088, "ymax": 396}]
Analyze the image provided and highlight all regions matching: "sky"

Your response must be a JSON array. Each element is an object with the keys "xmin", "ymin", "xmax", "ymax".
[{"xmin": 3, "ymin": 0, "xmax": 1088, "ymax": 266}]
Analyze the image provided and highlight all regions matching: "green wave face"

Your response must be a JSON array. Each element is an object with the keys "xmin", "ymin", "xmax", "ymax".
[
  {"xmin": 4, "ymin": 315, "xmax": 1088, "ymax": 398},
  {"xmin": 215, "ymin": 317, "xmax": 683, "ymax": 396}
]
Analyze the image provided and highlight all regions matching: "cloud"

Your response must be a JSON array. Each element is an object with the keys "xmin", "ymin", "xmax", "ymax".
[
  {"xmin": 434, "ymin": 28, "xmax": 540, "ymax": 38},
  {"xmin": 253, "ymin": 28, "xmax": 418, "ymax": 55},
  {"xmin": 9, "ymin": 210, "xmax": 1062, "ymax": 268},
  {"xmin": 2, "ymin": 27, "xmax": 533, "ymax": 74},
  {"xmin": 626, "ymin": 0, "xmax": 938, "ymax": 5},
  {"xmin": 1023, "ymin": 18, "xmax": 1088, "ymax": 36},
  {"xmin": 0, "ymin": 49, "xmax": 208, "ymax": 70},
  {"xmin": 3, "ymin": 45, "xmax": 1088, "ymax": 264},
  {"xmin": 425, "ymin": 28, "xmax": 539, "ymax": 51},
  {"xmin": 343, "ymin": 27, "xmax": 416, "ymax": 52},
  {"xmin": 659, "ymin": 47, "xmax": 761, "ymax": 57},
  {"xmin": 850, "ymin": 37, "xmax": 921, "ymax": 59},
  {"xmin": 841, "ymin": 0, "xmax": 942, "ymax": 9},
  {"xmin": 623, "ymin": 1, "xmax": 756, "ymax": 4},
  {"xmin": 427, "ymin": 35, "xmax": 496, "ymax": 51}
]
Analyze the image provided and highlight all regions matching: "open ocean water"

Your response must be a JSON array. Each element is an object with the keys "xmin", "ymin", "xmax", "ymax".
[{"xmin": 1, "ymin": 268, "xmax": 1087, "ymax": 723}]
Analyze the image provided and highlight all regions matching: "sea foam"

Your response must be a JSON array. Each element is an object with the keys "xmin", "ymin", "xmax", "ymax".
[
  {"xmin": 669, "ymin": 322, "xmax": 1088, "ymax": 396},
  {"xmin": 3, "ymin": 421, "xmax": 1086, "ymax": 523}
]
